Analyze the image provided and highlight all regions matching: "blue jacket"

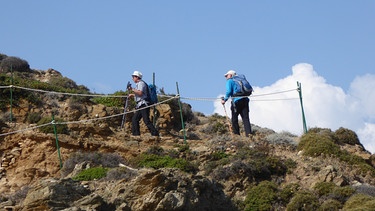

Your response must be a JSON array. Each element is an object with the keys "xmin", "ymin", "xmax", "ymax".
[{"xmin": 224, "ymin": 78, "xmax": 249, "ymax": 104}]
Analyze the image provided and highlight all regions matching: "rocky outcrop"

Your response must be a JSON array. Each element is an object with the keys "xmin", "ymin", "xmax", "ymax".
[{"xmin": 11, "ymin": 169, "xmax": 235, "ymax": 211}]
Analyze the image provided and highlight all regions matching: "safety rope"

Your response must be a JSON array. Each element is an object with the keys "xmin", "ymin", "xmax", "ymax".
[
  {"xmin": 0, "ymin": 95, "xmax": 179, "ymax": 137},
  {"xmin": 0, "ymin": 84, "xmax": 298, "ymax": 137}
]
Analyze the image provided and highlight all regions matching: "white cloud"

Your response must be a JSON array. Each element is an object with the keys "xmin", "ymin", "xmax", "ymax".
[
  {"xmin": 357, "ymin": 123, "xmax": 375, "ymax": 154},
  {"xmin": 214, "ymin": 63, "xmax": 375, "ymax": 154}
]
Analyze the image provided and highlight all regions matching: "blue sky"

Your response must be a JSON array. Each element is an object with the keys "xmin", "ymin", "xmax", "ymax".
[{"xmin": 1, "ymin": 1, "xmax": 375, "ymax": 152}]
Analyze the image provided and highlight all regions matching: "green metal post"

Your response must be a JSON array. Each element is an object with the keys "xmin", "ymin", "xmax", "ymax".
[
  {"xmin": 297, "ymin": 81, "xmax": 308, "ymax": 133},
  {"xmin": 176, "ymin": 82, "xmax": 187, "ymax": 144},
  {"xmin": 152, "ymin": 72, "xmax": 157, "ymax": 126},
  {"xmin": 9, "ymin": 66, "xmax": 14, "ymax": 122},
  {"xmin": 52, "ymin": 115, "xmax": 63, "ymax": 169}
]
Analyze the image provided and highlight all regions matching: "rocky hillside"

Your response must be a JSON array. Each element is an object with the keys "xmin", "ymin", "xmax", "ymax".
[{"xmin": 1, "ymin": 56, "xmax": 375, "ymax": 210}]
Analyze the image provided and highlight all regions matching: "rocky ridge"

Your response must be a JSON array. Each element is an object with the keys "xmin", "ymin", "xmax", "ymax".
[{"xmin": 0, "ymin": 67, "xmax": 375, "ymax": 210}]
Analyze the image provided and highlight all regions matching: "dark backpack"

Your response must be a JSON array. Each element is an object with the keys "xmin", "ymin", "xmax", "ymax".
[
  {"xmin": 142, "ymin": 80, "xmax": 158, "ymax": 105},
  {"xmin": 232, "ymin": 74, "xmax": 253, "ymax": 97}
]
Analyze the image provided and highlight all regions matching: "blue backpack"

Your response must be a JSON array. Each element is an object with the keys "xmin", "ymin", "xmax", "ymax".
[
  {"xmin": 143, "ymin": 81, "xmax": 158, "ymax": 105},
  {"xmin": 232, "ymin": 74, "xmax": 253, "ymax": 97}
]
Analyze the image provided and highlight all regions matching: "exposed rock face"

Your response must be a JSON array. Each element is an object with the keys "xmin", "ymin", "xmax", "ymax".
[
  {"xmin": 18, "ymin": 169, "xmax": 235, "ymax": 211},
  {"xmin": 22, "ymin": 178, "xmax": 92, "ymax": 210}
]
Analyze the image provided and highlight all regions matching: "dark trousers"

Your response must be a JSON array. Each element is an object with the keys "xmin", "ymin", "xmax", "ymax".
[
  {"xmin": 231, "ymin": 98, "xmax": 252, "ymax": 136},
  {"xmin": 131, "ymin": 104, "xmax": 159, "ymax": 136}
]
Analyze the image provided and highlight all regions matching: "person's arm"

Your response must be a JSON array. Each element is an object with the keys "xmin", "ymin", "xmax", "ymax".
[
  {"xmin": 132, "ymin": 88, "xmax": 143, "ymax": 96},
  {"xmin": 128, "ymin": 82, "xmax": 144, "ymax": 98},
  {"xmin": 224, "ymin": 80, "xmax": 233, "ymax": 101},
  {"xmin": 134, "ymin": 81, "xmax": 147, "ymax": 98}
]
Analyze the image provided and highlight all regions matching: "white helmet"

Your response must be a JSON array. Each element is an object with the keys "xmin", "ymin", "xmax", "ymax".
[{"xmin": 132, "ymin": 70, "xmax": 142, "ymax": 79}]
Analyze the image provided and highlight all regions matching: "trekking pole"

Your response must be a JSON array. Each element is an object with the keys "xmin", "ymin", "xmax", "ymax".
[
  {"xmin": 222, "ymin": 98, "xmax": 234, "ymax": 140},
  {"xmin": 152, "ymin": 72, "xmax": 157, "ymax": 127},
  {"xmin": 121, "ymin": 96, "xmax": 129, "ymax": 130},
  {"xmin": 121, "ymin": 82, "xmax": 132, "ymax": 132}
]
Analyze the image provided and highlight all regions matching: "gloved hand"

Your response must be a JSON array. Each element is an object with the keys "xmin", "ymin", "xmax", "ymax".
[{"xmin": 127, "ymin": 81, "xmax": 132, "ymax": 90}]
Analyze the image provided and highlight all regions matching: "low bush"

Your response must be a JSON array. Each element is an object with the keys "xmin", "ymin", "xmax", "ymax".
[
  {"xmin": 314, "ymin": 182, "xmax": 354, "ymax": 203},
  {"xmin": 61, "ymin": 152, "xmax": 126, "ymax": 177},
  {"xmin": 37, "ymin": 116, "xmax": 69, "ymax": 134},
  {"xmin": 314, "ymin": 182, "xmax": 337, "ymax": 197},
  {"xmin": 210, "ymin": 151, "xmax": 288, "ymax": 182},
  {"xmin": 286, "ymin": 190, "xmax": 319, "ymax": 210},
  {"xmin": 284, "ymin": 158, "xmax": 297, "ymax": 174},
  {"xmin": 343, "ymin": 194, "xmax": 375, "ymax": 210},
  {"xmin": 211, "ymin": 151, "xmax": 228, "ymax": 161},
  {"xmin": 298, "ymin": 132, "xmax": 341, "ymax": 157},
  {"xmin": 298, "ymin": 129, "xmax": 375, "ymax": 176},
  {"xmin": 73, "ymin": 167, "xmax": 108, "ymax": 181},
  {"xmin": 92, "ymin": 90, "xmax": 130, "ymax": 107},
  {"xmin": 0, "ymin": 56, "xmax": 30, "ymax": 72},
  {"xmin": 265, "ymin": 132, "xmax": 297, "ymax": 146},
  {"xmin": 333, "ymin": 127, "xmax": 361, "ymax": 146},
  {"xmin": 244, "ymin": 181, "xmax": 278, "ymax": 211},
  {"xmin": 134, "ymin": 153, "xmax": 197, "ymax": 173},
  {"xmin": 27, "ymin": 112, "xmax": 42, "ymax": 124},
  {"xmin": 279, "ymin": 183, "xmax": 300, "ymax": 204},
  {"xmin": 318, "ymin": 199, "xmax": 342, "ymax": 211}
]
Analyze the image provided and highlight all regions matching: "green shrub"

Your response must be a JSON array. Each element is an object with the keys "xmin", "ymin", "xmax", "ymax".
[
  {"xmin": 298, "ymin": 132, "xmax": 341, "ymax": 157},
  {"xmin": 0, "ymin": 56, "xmax": 30, "ymax": 72},
  {"xmin": 318, "ymin": 199, "xmax": 342, "ymax": 211},
  {"xmin": 92, "ymin": 90, "xmax": 130, "ymax": 107},
  {"xmin": 61, "ymin": 152, "xmax": 126, "ymax": 177},
  {"xmin": 284, "ymin": 158, "xmax": 297, "ymax": 174},
  {"xmin": 135, "ymin": 154, "xmax": 197, "ymax": 173},
  {"xmin": 286, "ymin": 190, "xmax": 319, "ymax": 211},
  {"xmin": 146, "ymin": 145, "xmax": 165, "ymax": 156},
  {"xmin": 299, "ymin": 129, "xmax": 375, "ymax": 176},
  {"xmin": 279, "ymin": 183, "xmax": 300, "ymax": 205},
  {"xmin": 343, "ymin": 194, "xmax": 375, "ymax": 210},
  {"xmin": 244, "ymin": 181, "xmax": 278, "ymax": 211},
  {"xmin": 177, "ymin": 144, "xmax": 190, "ymax": 153},
  {"xmin": 314, "ymin": 182, "xmax": 337, "ymax": 197},
  {"xmin": 200, "ymin": 121, "xmax": 228, "ymax": 135},
  {"xmin": 0, "ymin": 53, "xmax": 7, "ymax": 61},
  {"xmin": 333, "ymin": 127, "xmax": 361, "ymax": 146},
  {"xmin": 332, "ymin": 186, "xmax": 355, "ymax": 202},
  {"xmin": 211, "ymin": 151, "xmax": 228, "ymax": 160},
  {"xmin": 266, "ymin": 156, "xmax": 287, "ymax": 176},
  {"xmin": 73, "ymin": 166, "xmax": 108, "ymax": 181},
  {"xmin": 37, "ymin": 116, "xmax": 69, "ymax": 134},
  {"xmin": 69, "ymin": 95, "xmax": 90, "ymax": 108},
  {"xmin": 314, "ymin": 181, "xmax": 355, "ymax": 203},
  {"xmin": 27, "ymin": 112, "xmax": 42, "ymax": 124},
  {"xmin": 49, "ymin": 76, "xmax": 78, "ymax": 89},
  {"xmin": 209, "ymin": 146, "xmax": 290, "ymax": 182},
  {"xmin": 307, "ymin": 127, "xmax": 333, "ymax": 135}
]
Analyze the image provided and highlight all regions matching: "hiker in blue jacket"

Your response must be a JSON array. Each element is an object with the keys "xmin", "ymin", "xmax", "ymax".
[
  {"xmin": 221, "ymin": 70, "xmax": 252, "ymax": 137},
  {"xmin": 128, "ymin": 71, "xmax": 159, "ymax": 137}
]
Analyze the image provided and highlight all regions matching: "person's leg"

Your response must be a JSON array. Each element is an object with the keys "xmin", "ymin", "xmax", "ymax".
[
  {"xmin": 231, "ymin": 102, "xmax": 240, "ymax": 135},
  {"xmin": 239, "ymin": 99, "xmax": 252, "ymax": 136},
  {"xmin": 131, "ymin": 110, "xmax": 142, "ymax": 136},
  {"xmin": 140, "ymin": 105, "xmax": 159, "ymax": 136}
]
